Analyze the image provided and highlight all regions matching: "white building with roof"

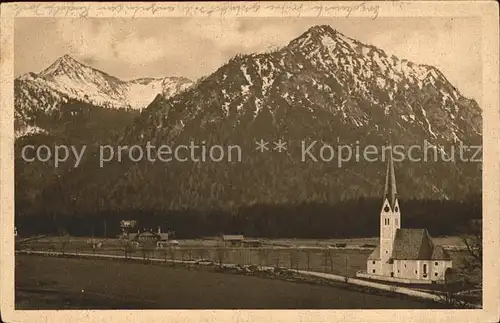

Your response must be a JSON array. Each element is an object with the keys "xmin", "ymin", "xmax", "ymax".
[{"xmin": 357, "ymin": 149, "xmax": 452, "ymax": 284}]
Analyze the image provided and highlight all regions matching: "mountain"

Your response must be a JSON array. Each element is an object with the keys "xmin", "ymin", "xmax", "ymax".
[
  {"xmin": 126, "ymin": 25, "xmax": 481, "ymax": 146},
  {"xmin": 14, "ymin": 54, "xmax": 192, "ymax": 137},
  {"xmin": 14, "ymin": 55, "xmax": 190, "ymax": 210},
  {"xmin": 19, "ymin": 25, "xmax": 482, "ymax": 219}
]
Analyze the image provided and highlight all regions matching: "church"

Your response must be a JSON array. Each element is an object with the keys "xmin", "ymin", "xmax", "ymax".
[{"xmin": 358, "ymin": 149, "xmax": 453, "ymax": 284}]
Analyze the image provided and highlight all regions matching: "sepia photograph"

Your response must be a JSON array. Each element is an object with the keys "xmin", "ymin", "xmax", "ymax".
[{"xmin": 1, "ymin": 1, "xmax": 499, "ymax": 322}]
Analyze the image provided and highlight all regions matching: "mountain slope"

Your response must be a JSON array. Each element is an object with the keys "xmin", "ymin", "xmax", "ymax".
[
  {"xmin": 15, "ymin": 55, "xmax": 192, "ymax": 137},
  {"xmin": 23, "ymin": 25, "xmax": 482, "ymax": 217},
  {"xmin": 126, "ymin": 25, "xmax": 481, "ymax": 146}
]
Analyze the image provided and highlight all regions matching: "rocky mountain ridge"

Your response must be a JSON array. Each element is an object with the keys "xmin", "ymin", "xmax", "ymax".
[{"xmin": 15, "ymin": 54, "xmax": 192, "ymax": 137}]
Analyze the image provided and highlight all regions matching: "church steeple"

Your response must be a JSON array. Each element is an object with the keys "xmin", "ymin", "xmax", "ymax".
[
  {"xmin": 383, "ymin": 147, "xmax": 397, "ymax": 209},
  {"xmin": 379, "ymin": 145, "xmax": 401, "ymax": 263}
]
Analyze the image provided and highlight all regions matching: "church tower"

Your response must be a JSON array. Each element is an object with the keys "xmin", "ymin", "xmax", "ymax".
[{"xmin": 379, "ymin": 147, "xmax": 401, "ymax": 263}]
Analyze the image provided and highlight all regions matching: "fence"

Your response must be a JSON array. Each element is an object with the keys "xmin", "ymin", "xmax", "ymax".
[{"xmin": 17, "ymin": 239, "xmax": 371, "ymax": 277}]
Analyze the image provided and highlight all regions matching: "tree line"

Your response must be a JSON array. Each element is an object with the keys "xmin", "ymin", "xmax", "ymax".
[{"xmin": 15, "ymin": 196, "xmax": 481, "ymax": 239}]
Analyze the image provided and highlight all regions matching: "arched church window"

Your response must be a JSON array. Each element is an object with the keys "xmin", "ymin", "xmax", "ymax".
[
  {"xmin": 395, "ymin": 206, "xmax": 399, "ymax": 212},
  {"xmin": 387, "ymin": 218, "xmax": 390, "ymax": 225},
  {"xmin": 384, "ymin": 205, "xmax": 390, "ymax": 212}
]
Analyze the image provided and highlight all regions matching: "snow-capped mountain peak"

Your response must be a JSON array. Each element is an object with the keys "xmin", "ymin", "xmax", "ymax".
[
  {"xmin": 290, "ymin": 25, "xmax": 441, "ymax": 89},
  {"xmin": 128, "ymin": 24, "xmax": 481, "ymax": 150},
  {"xmin": 15, "ymin": 55, "xmax": 193, "ymax": 136},
  {"xmin": 39, "ymin": 54, "xmax": 87, "ymax": 77}
]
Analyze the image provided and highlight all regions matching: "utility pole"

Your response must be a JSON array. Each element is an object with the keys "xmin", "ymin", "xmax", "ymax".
[{"xmin": 345, "ymin": 254, "xmax": 348, "ymax": 279}]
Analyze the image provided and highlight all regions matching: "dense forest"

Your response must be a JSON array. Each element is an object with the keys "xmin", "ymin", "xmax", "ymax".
[
  {"xmin": 15, "ymin": 196, "xmax": 481, "ymax": 239},
  {"xmin": 14, "ymin": 99, "xmax": 482, "ymax": 240}
]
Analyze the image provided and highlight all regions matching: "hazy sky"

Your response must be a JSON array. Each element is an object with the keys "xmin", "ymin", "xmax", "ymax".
[{"xmin": 15, "ymin": 17, "xmax": 482, "ymax": 105}]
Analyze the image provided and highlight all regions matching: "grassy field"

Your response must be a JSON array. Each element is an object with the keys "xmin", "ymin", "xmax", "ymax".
[
  {"xmin": 17, "ymin": 236, "xmax": 471, "ymax": 278},
  {"xmin": 17, "ymin": 236, "xmax": 374, "ymax": 276},
  {"xmin": 16, "ymin": 255, "xmax": 449, "ymax": 309},
  {"xmin": 257, "ymin": 236, "xmax": 466, "ymax": 248}
]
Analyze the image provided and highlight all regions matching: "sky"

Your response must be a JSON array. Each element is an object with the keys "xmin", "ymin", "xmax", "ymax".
[{"xmin": 15, "ymin": 17, "xmax": 482, "ymax": 105}]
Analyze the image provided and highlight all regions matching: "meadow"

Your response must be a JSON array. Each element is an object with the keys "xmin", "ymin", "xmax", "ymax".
[
  {"xmin": 17, "ymin": 235, "xmax": 470, "ymax": 278},
  {"xmin": 15, "ymin": 255, "xmax": 449, "ymax": 309}
]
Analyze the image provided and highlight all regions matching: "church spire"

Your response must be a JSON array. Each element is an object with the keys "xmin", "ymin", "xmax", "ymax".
[{"xmin": 383, "ymin": 146, "xmax": 397, "ymax": 209}]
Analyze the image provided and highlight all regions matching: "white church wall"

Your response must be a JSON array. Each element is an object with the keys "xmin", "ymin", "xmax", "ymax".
[
  {"xmin": 395, "ymin": 260, "xmax": 420, "ymax": 280},
  {"xmin": 367, "ymin": 260, "xmax": 378, "ymax": 275},
  {"xmin": 394, "ymin": 261, "xmax": 400, "ymax": 277},
  {"xmin": 379, "ymin": 261, "xmax": 392, "ymax": 276},
  {"xmin": 373, "ymin": 259, "xmax": 452, "ymax": 282},
  {"xmin": 431, "ymin": 260, "xmax": 452, "ymax": 281},
  {"xmin": 420, "ymin": 260, "xmax": 432, "ymax": 280},
  {"xmin": 394, "ymin": 260, "xmax": 404, "ymax": 278},
  {"xmin": 416, "ymin": 260, "xmax": 423, "ymax": 279}
]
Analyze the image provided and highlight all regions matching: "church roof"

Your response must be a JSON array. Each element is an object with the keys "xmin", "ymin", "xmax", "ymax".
[
  {"xmin": 369, "ymin": 229, "xmax": 452, "ymax": 261},
  {"xmin": 368, "ymin": 245, "xmax": 381, "ymax": 260},
  {"xmin": 390, "ymin": 228, "xmax": 452, "ymax": 261},
  {"xmin": 391, "ymin": 229, "xmax": 432, "ymax": 260},
  {"xmin": 431, "ymin": 245, "xmax": 452, "ymax": 260}
]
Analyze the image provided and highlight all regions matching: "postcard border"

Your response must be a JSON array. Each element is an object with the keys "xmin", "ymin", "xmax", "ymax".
[{"xmin": 1, "ymin": 1, "xmax": 499, "ymax": 322}]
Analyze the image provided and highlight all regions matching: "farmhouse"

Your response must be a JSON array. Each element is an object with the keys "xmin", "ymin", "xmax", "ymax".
[
  {"xmin": 221, "ymin": 235, "xmax": 263, "ymax": 247},
  {"xmin": 128, "ymin": 227, "xmax": 169, "ymax": 247},
  {"xmin": 357, "ymin": 150, "xmax": 452, "ymax": 284},
  {"xmin": 222, "ymin": 234, "xmax": 244, "ymax": 246}
]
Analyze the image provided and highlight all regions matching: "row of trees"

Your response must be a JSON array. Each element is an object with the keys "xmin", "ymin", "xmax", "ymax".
[{"xmin": 16, "ymin": 197, "xmax": 481, "ymax": 239}]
